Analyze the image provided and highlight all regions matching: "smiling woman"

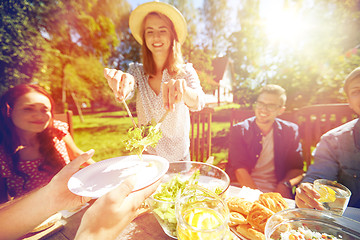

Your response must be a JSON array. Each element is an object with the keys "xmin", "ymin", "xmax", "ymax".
[
  {"xmin": 104, "ymin": 1, "xmax": 206, "ymax": 163},
  {"xmin": 0, "ymin": 84, "xmax": 94, "ymax": 203}
]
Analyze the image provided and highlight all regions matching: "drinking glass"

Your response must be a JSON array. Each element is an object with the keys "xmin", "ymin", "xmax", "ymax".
[
  {"xmin": 175, "ymin": 185, "xmax": 232, "ymax": 240},
  {"xmin": 313, "ymin": 179, "xmax": 351, "ymax": 215}
]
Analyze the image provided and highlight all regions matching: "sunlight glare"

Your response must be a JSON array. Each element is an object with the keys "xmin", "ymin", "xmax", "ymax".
[{"xmin": 263, "ymin": 4, "xmax": 308, "ymax": 46}]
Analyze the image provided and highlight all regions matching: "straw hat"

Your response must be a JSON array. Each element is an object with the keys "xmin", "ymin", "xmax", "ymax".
[{"xmin": 129, "ymin": 1, "xmax": 187, "ymax": 45}]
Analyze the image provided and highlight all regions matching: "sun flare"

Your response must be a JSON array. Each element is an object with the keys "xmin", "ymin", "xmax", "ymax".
[{"xmin": 262, "ymin": 3, "xmax": 309, "ymax": 46}]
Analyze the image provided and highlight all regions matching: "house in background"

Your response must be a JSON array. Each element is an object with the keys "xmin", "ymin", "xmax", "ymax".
[{"xmin": 205, "ymin": 56, "xmax": 234, "ymax": 106}]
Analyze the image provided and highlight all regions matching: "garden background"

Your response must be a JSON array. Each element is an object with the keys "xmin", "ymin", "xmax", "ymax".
[{"xmin": 2, "ymin": 0, "xmax": 360, "ymax": 163}]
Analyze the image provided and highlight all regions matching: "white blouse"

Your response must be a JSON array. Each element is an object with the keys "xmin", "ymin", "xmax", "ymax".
[{"xmin": 128, "ymin": 62, "xmax": 205, "ymax": 162}]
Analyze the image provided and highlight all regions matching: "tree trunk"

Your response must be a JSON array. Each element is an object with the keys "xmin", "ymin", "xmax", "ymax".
[{"xmin": 70, "ymin": 91, "xmax": 84, "ymax": 122}]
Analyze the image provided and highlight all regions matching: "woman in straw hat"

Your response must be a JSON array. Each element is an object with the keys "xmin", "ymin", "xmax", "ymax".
[{"xmin": 104, "ymin": 1, "xmax": 205, "ymax": 162}]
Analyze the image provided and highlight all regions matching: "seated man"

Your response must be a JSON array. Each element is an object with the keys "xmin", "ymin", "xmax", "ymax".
[
  {"xmin": 226, "ymin": 84, "xmax": 304, "ymax": 199},
  {"xmin": 296, "ymin": 67, "xmax": 360, "ymax": 209}
]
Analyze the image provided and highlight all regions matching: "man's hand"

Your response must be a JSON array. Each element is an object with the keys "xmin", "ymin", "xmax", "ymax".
[
  {"xmin": 45, "ymin": 149, "xmax": 95, "ymax": 211},
  {"xmin": 75, "ymin": 177, "xmax": 161, "ymax": 239},
  {"xmin": 295, "ymin": 182, "xmax": 324, "ymax": 210}
]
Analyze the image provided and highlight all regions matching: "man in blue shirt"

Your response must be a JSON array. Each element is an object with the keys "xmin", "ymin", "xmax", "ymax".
[
  {"xmin": 295, "ymin": 67, "xmax": 360, "ymax": 208},
  {"xmin": 226, "ymin": 84, "xmax": 304, "ymax": 199}
]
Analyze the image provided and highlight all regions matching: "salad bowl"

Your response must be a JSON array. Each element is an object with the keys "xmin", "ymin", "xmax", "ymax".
[
  {"xmin": 264, "ymin": 208, "xmax": 360, "ymax": 240},
  {"xmin": 146, "ymin": 161, "xmax": 230, "ymax": 239}
]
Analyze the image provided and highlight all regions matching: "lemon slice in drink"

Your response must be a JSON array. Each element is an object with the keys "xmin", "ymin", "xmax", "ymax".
[
  {"xmin": 317, "ymin": 186, "xmax": 336, "ymax": 203},
  {"xmin": 185, "ymin": 208, "xmax": 221, "ymax": 229},
  {"xmin": 180, "ymin": 208, "xmax": 223, "ymax": 240}
]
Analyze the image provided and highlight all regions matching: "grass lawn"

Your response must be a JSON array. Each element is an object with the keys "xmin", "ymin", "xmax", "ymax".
[
  {"xmin": 72, "ymin": 111, "xmax": 135, "ymax": 162},
  {"xmin": 71, "ymin": 108, "xmax": 234, "ymax": 164}
]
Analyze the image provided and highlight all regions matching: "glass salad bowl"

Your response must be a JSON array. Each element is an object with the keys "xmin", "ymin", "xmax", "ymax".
[
  {"xmin": 264, "ymin": 208, "xmax": 360, "ymax": 240},
  {"xmin": 146, "ymin": 161, "xmax": 230, "ymax": 239}
]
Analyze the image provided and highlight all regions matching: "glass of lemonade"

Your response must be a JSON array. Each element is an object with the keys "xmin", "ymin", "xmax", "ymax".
[
  {"xmin": 313, "ymin": 179, "xmax": 351, "ymax": 215},
  {"xmin": 175, "ymin": 185, "xmax": 232, "ymax": 240}
]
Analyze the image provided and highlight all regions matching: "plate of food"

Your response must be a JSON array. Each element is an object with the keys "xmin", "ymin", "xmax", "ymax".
[
  {"xmin": 68, "ymin": 154, "xmax": 169, "ymax": 198},
  {"xmin": 225, "ymin": 186, "xmax": 292, "ymax": 240}
]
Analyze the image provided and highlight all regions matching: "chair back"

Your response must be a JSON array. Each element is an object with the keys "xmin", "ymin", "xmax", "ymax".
[
  {"xmin": 190, "ymin": 107, "xmax": 215, "ymax": 162},
  {"xmin": 295, "ymin": 103, "xmax": 358, "ymax": 166},
  {"xmin": 54, "ymin": 110, "xmax": 74, "ymax": 137}
]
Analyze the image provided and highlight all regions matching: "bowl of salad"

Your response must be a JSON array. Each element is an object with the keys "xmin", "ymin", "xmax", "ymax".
[
  {"xmin": 264, "ymin": 208, "xmax": 360, "ymax": 240},
  {"xmin": 146, "ymin": 161, "xmax": 230, "ymax": 239}
]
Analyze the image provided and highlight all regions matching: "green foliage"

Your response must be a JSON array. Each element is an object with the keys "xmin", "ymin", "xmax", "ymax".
[
  {"xmin": 202, "ymin": 0, "xmax": 231, "ymax": 55},
  {"xmin": 0, "ymin": 0, "xmax": 46, "ymax": 95},
  {"xmin": 0, "ymin": 0, "xmax": 130, "ymax": 112}
]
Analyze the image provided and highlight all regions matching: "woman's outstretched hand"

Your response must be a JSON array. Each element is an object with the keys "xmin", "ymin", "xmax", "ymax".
[{"xmin": 162, "ymin": 78, "xmax": 187, "ymax": 112}]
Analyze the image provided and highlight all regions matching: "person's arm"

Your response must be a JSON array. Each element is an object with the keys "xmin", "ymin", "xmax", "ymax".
[
  {"xmin": 275, "ymin": 169, "xmax": 304, "ymax": 198},
  {"xmin": 75, "ymin": 177, "xmax": 161, "ymax": 240},
  {"xmin": 275, "ymin": 123, "xmax": 304, "ymax": 198},
  {"xmin": 227, "ymin": 121, "xmax": 257, "ymax": 187},
  {"xmin": 295, "ymin": 182, "xmax": 324, "ymax": 210},
  {"xmin": 295, "ymin": 134, "xmax": 339, "ymax": 209},
  {"xmin": 162, "ymin": 64, "xmax": 205, "ymax": 112},
  {"xmin": 104, "ymin": 68, "xmax": 135, "ymax": 102},
  {"xmin": 235, "ymin": 168, "xmax": 257, "ymax": 189},
  {"xmin": 63, "ymin": 134, "xmax": 95, "ymax": 166},
  {"xmin": 0, "ymin": 150, "xmax": 94, "ymax": 240}
]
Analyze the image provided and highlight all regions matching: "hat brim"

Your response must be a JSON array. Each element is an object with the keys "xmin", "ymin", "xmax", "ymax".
[{"xmin": 129, "ymin": 1, "xmax": 187, "ymax": 45}]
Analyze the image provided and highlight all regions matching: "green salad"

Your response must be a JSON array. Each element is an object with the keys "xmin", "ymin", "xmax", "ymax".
[
  {"xmin": 123, "ymin": 123, "xmax": 162, "ymax": 158},
  {"xmin": 150, "ymin": 170, "xmax": 200, "ymax": 237}
]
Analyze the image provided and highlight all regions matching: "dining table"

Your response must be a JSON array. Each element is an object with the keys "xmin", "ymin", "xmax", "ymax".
[{"xmin": 24, "ymin": 185, "xmax": 360, "ymax": 240}]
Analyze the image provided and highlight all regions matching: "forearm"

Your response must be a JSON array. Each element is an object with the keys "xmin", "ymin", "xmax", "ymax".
[
  {"xmin": 0, "ymin": 186, "xmax": 58, "ymax": 240},
  {"xmin": 280, "ymin": 169, "xmax": 304, "ymax": 184},
  {"xmin": 235, "ymin": 168, "xmax": 257, "ymax": 189}
]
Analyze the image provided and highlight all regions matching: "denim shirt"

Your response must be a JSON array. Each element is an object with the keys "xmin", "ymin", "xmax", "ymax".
[
  {"xmin": 303, "ymin": 118, "xmax": 360, "ymax": 208},
  {"xmin": 226, "ymin": 117, "xmax": 303, "ymax": 184}
]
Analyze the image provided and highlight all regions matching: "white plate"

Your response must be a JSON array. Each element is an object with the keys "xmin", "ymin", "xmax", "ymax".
[{"xmin": 68, "ymin": 155, "xmax": 169, "ymax": 198}]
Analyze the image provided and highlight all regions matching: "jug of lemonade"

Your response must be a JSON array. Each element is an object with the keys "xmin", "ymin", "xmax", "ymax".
[{"xmin": 175, "ymin": 185, "xmax": 232, "ymax": 240}]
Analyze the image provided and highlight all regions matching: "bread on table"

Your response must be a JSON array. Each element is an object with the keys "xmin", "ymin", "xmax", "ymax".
[
  {"xmin": 246, "ymin": 202, "xmax": 274, "ymax": 233},
  {"xmin": 257, "ymin": 192, "xmax": 288, "ymax": 213},
  {"xmin": 235, "ymin": 223, "xmax": 265, "ymax": 240},
  {"xmin": 226, "ymin": 197, "xmax": 253, "ymax": 216},
  {"xmin": 229, "ymin": 211, "xmax": 247, "ymax": 226}
]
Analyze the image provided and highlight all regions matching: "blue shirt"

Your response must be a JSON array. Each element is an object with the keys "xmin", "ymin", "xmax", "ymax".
[
  {"xmin": 303, "ymin": 118, "xmax": 360, "ymax": 208},
  {"xmin": 226, "ymin": 117, "xmax": 303, "ymax": 184}
]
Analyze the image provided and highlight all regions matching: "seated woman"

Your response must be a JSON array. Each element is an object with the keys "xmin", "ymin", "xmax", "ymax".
[{"xmin": 0, "ymin": 84, "xmax": 94, "ymax": 203}]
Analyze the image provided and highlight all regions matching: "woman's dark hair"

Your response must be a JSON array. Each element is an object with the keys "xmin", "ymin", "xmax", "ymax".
[{"xmin": 0, "ymin": 84, "xmax": 65, "ymax": 186}]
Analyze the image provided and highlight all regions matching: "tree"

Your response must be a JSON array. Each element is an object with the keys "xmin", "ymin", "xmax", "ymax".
[
  {"xmin": 226, "ymin": 0, "xmax": 267, "ymax": 106},
  {"xmin": 263, "ymin": 0, "xmax": 360, "ymax": 109},
  {"xmin": 0, "ymin": 0, "xmax": 46, "ymax": 95},
  {"xmin": 170, "ymin": 0, "xmax": 216, "ymax": 93},
  {"xmin": 0, "ymin": 0, "xmax": 131, "ymax": 114},
  {"xmin": 201, "ymin": 0, "xmax": 231, "ymax": 56}
]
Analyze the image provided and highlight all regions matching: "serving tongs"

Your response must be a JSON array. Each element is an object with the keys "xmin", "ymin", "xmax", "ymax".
[{"xmin": 122, "ymin": 99, "xmax": 137, "ymax": 128}]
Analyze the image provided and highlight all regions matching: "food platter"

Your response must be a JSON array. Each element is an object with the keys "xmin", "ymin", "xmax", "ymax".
[
  {"xmin": 225, "ymin": 186, "xmax": 295, "ymax": 240},
  {"xmin": 68, "ymin": 155, "xmax": 169, "ymax": 198}
]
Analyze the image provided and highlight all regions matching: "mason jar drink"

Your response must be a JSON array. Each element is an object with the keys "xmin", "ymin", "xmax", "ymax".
[{"xmin": 175, "ymin": 185, "xmax": 232, "ymax": 240}]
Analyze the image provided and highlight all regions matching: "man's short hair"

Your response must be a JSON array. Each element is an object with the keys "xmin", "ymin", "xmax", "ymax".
[
  {"xmin": 344, "ymin": 67, "xmax": 360, "ymax": 96},
  {"xmin": 259, "ymin": 84, "xmax": 287, "ymax": 106}
]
